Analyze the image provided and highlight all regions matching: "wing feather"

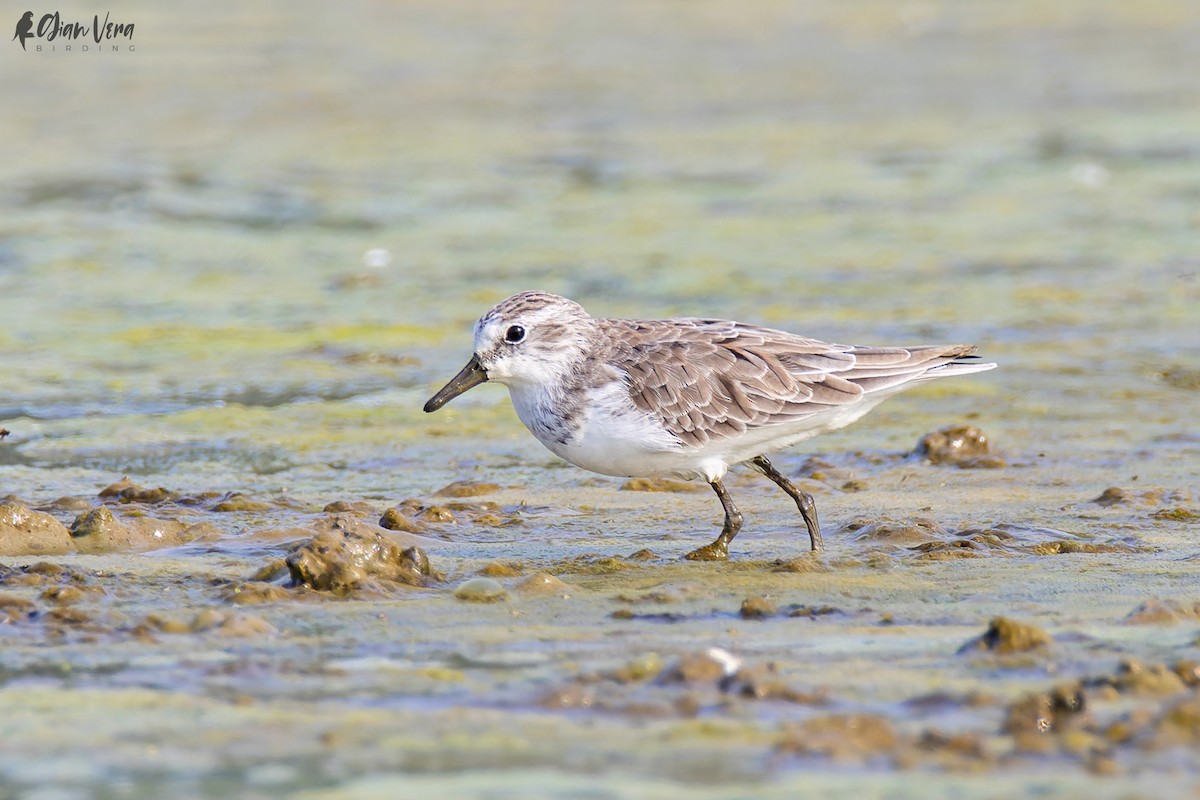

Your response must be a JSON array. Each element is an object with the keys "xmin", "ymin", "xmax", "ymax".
[{"xmin": 604, "ymin": 318, "xmax": 983, "ymax": 447}]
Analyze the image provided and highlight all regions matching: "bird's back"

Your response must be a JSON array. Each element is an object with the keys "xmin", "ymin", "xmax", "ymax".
[{"xmin": 602, "ymin": 317, "xmax": 995, "ymax": 451}]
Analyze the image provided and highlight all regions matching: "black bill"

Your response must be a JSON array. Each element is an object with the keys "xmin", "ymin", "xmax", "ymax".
[{"xmin": 423, "ymin": 354, "xmax": 488, "ymax": 412}]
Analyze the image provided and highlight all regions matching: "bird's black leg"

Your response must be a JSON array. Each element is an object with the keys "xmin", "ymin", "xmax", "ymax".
[
  {"xmin": 750, "ymin": 455, "xmax": 823, "ymax": 552},
  {"xmin": 684, "ymin": 478, "xmax": 744, "ymax": 561}
]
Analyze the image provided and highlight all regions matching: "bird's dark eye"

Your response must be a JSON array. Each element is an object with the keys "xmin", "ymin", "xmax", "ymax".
[{"xmin": 504, "ymin": 325, "xmax": 526, "ymax": 344}]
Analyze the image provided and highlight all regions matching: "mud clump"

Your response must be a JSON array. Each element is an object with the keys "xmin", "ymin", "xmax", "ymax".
[
  {"xmin": 453, "ymin": 577, "xmax": 507, "ymax": 603},
  {"xmin": 378, "ymin": 506, "xmax": 427, "ymax": 534},
  {"xmin": 777, "ymin": 714, "xmax": 899, "ymax": 761},
  {"xmin": 435, "ymin": 480, "xmax": 502, "ymax": 498},
  {"xmin": 323, "ymin": 500, "xmax": 378, "ymax": 516},
  {"xmin": 0, "ymin": 503, "xmax": 74, "ymax": 556},
  {"xmin": 212, "ymin": 493, "xmax": 273, "ymax": 513},
  {"xmin": 513, "ymin": 572, "xmax": 571, "ymax": 595},
  {"xmin": 136, "ymin": 609, "xmax": 278, "ymax": 639},
  {"xmin": 914, "ymin": 425, "xmax": 1004, "ymax": 468},
  {"xmin": 70, "ymin": 506, "xmax": 200, "ymax": 553},
  {"xmin": 1004, "ymin": 683, "xmax": 1090, "ymax": 742},
  {"xmin": 98, "ymin": 477, "xmax": 176, "ymax": 505},
  {"xmin": 959, "ymin": 616, "xmax": 1053, "ymax": 655},
  {"xmin": 285, "ymin": 517, "xmax": 440, "ymax": 593},
  {"xmin": 0, "ymin": 561, "xmax": 91, "ymax": 588},
  {"xmin": 477, "ymin": 560, "xmax": 524, "ymax": 578},
  {"xmin": 739, "ymin": 595, "xmax": 778, "ymax": 619},
  {"xmin": 1125, "ymin": 599, "xmax": 1200, "ymax": 625},
  {"xmin": 1090, "ymin": 486, "xmax": 1192, "ymax": 508},
  {"xmin": 843, "ymin": 517, "xmax": 946, "ymax": 546}
]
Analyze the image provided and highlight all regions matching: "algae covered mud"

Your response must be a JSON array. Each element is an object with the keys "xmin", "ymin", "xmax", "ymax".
[{"xmin": 1, "ymin": 0, "xmax": 1198, "ymax": 797}]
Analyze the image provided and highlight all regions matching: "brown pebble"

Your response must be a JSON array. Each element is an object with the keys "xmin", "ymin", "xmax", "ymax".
[
  {"xmin": 513, "ymin": 573, "xmax": 570, "ymax": 595},
  {"xmin": 0, "ymin": 503, "xmax": 75, "ymax": 557},
  {"xmin": 419, "ymin": 506, "xmax": 456, "ymax": 524},
  {"xmin": 1112, "ymin": 659, "xmax": 1187, "ymax": 696},
  {"xmin": 739, "ymin": 596, "xmax": 777, "ymax": 619},
  {"xmin": 1092, "ymin": 487, "xmax": 1130, "ymax": 506},
  {"xmin": 212, "ymin": 494, "xmax": 273, "ymax": 513},
  {"xmin": 778, "ymin": 714, "xmax": 898, "ymax": 760},
  {"xmin": 959, "ymin": 616, "xmax": 1052, "ymax": 655},
  {"xmin": 223, "ymin": 582, "xmax": 292, "ymax": 605},
  {"xmin": 1125, "ymin": 598, "xmax": 1200, "ymax": 625},
  {"xmin": 322, "ymin": 500, "xmax": 377, "ymax": 515},
  {"xmin": 435, "ymin": 481, "xmax": 502, "ymax": 498},
  {"xmin": 286, "ymin": 520, "xmax": 440, "ymax": 592},
  {"xmin": 661, "ymin": 648, "xmax": 741, "ymax": 684},
  {"xmin": 378, "ymin": 507, "xmax": 426, "ymax": 533},
  {"xmin": 453, "ymin": 577, "xmax": 507, "ymax": 603},
  {"xmin": 40, "ymin": 585, "xmax": 95, "ymax": 605},
  {"xmin": 478, "ymin": 561, "xmax": 523, "ymax": 578},
  {"xmin": 914, "ymin": 425, "xmax": 998, "ymax": 467}
]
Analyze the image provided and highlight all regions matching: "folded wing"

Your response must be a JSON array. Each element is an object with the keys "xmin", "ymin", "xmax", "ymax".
[{"xmin": 607, "ymin": 319, "xmax": 985, "ymax": 448}]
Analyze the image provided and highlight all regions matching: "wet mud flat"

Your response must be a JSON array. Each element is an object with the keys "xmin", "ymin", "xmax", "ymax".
[{"xmin": 2, "ymin": 426, "xmax": 1198, "ymax": 798}]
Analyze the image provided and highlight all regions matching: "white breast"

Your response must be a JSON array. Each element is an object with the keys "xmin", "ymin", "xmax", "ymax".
[{"xmin": 507, "ymin": 381, "xmax": 729, "ymax": 480}]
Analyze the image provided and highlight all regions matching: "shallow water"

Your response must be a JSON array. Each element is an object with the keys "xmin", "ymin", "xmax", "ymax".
[{"xmin": 1, "ymin": 1, "xmax": 1199, "ymax": 797}]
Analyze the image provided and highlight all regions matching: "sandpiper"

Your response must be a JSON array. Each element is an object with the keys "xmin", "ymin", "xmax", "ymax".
[{"xmin": 425, "ymin": 291, "xmax": 996, "ymax": 560}]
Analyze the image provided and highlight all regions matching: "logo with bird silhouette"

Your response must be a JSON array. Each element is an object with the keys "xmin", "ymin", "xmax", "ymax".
[{"xmin": 12, "ymin": 11, "xmax": 34, "ymax": 49}]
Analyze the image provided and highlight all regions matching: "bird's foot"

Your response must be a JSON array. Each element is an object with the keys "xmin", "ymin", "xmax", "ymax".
[{"xmin": 684, "ymin": 540, "xmax": 729, "ymax": 561}]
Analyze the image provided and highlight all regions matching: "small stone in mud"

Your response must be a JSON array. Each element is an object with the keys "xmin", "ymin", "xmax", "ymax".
[
  {"xmin": 190, "ymin": 609, "xmax": 278, "ymax": 638},
  {"xmin": 1092, "ymin": 487, "xmax": 1130, "ymax": 507},
  {"xmin": 98, "ymin": 478, "xmax": 176, "ymax": 505},
  {"xmin": 70, "ymin": 506, "xmax": 196, "ymax": 553},
  {"xmin": 1173, "ymin": 660, "xmax": 1200, "ymax": 686},
  {"xmin": 223, "ymin": 582, "xmax": 293, "ymax": 605},
  {"xmin": 627, "ymin": 548, "xmax": 657, "ymax": 560},
  {"xmin": 1110, "ymin": 659, "xmax": 1188, "ymax": 696},
  {"xmin": 212, "ymin": 494, "xmax": 273, "ymax": 512},
  {"xmin": 914, "ymin": 425, "xmax": 1003, "ymax": 468},
  {"xmin": 40, "ymin": 585, "xmax": 101, "ymax": 605},
  {"xmin": 138, "ymin": 610, "xmax": 277, "ymax": 638},
  {"xmin": 286, "ymin": 521, "xmax": 440, "ymax": 592},
  {"xmin": 378, "ymin": 507, "xmax": 426, "ymax": 533},
  {"xmin": 777, "ymin": 714, "xmax": 898, "ymax": 761},
  {"xmin": 660, "ymin": 647, "xmax": 741, "ymax": 684},
  {"xmin": 786, "ymin": 604, "xmax": 841, "ymax": 619},
  {"xmin": 611, "ymin": 653, "xmax": 664, "ymax": 683},
  {"xmin": 0, "ymin": 561, "xmax": 85, "ymax": 587},
  {"xmin": 728, "ymin": 663, "xmax": 826, "ymax": 703},
  {"xmin": 322, "ymin": 500, "xmax": 377, "ymax": 515},
  {"xmin": 435, "ymin": 480, "xmax": 502, "ymax": 498},
  {"xmin": 619, "ymin": 477, "xmax": 704, "ymax": 493},
  {"xmin": 36, "ymin": 496, "xmax": 93, "ymax": 513},
  {"xmin": 513, "ymin": 572, "xmax": 571, "ymax": 595},
  {"xmin": 478, "ymin": 560, "xmax": 524, "ymax": 578},
  {"xmin": 419, "ymin": 505, "xmax": 456, "ymax": 524},
  {"xmin": 772, "ymin": 554, "xmax": 831, "ymax": 573},
  {"xmin": 249, "ymin": 559, "xmax": 290, "ymax": 583},
  {"xmin": 1159, "ymin": 366, "xmax": 1200, "ymax": 391},
  {"xmin": 0, "ymin": 593, "xmax": 38, "ymax": 622},
  {"xmin": 959, "ymin": 616, "xmax": 1052, "ymax": 655},
  {"xmin": 843, "ymin": 517, "xmax": 946, "ymax": 545},
  {"xmin": 1125, "ymin": 599, "xmax": 1200, "ymax": 625},
  {"xmin": 1004, "ymin": 683, "xmax": 1088, "ymax": 741},
  {"xmin": 0, "ymin": 503, "xmax": 74, "ymax": 556},
  {"xmin": 739, "ymin": 595, "xmax": 777, "ymax": 619},
  {"xmin": 453, "ymin": 577, "xmax": 507, "ymax": 603}
]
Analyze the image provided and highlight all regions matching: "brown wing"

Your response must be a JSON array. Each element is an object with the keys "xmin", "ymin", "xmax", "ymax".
[{"xmin": 604, "ymin": 318, "xmax": 978, "ymax": 448}]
